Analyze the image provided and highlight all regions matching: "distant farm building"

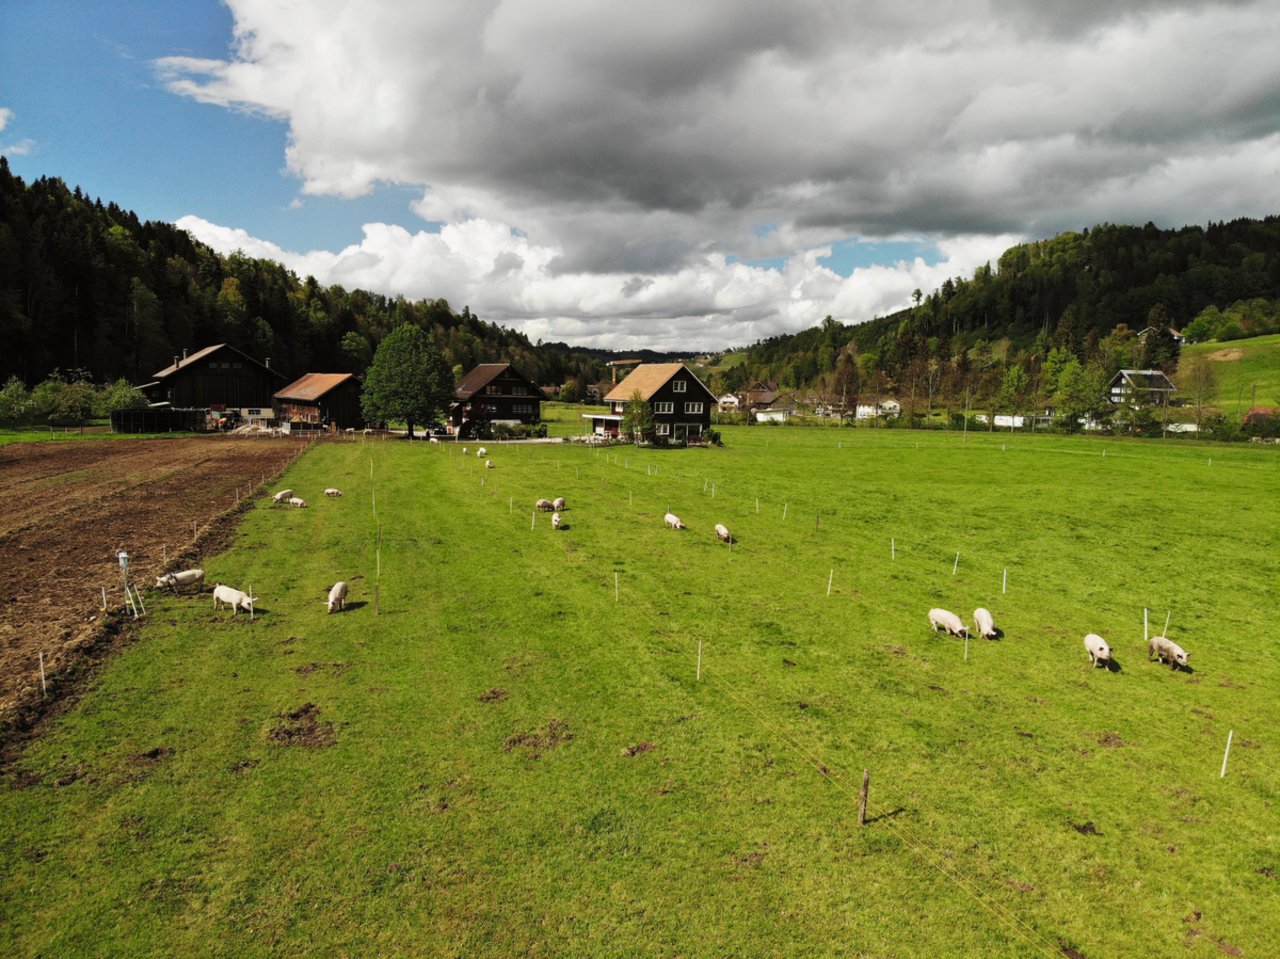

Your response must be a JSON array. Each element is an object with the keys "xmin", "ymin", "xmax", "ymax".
[
  {"xmin": 141, "ymin": 344, "xmax": 286, "ymax": 426},
  {"xmin": 1108, "ymin": 369, "xmax": 1177, "ymax": 406},
  {"xmin": 754, "ymin": 391, "xmax": 799, "ymax": 423},
  {"xmin": 450, "ymin": 363, "xmax": 542, "ymax": 437},
  {"xmin": 741, "ymin": 380, "xmax": 780, "ymax": 412},
  {"xmin": 855, "ymin": 399, "xmax": 901, "ymax": 420},
  {"xmin": 585, "ymin": 362, "xmax": 715, "ymax": 441},
  {"xmin": 718, "ymin": 393, "xmax": 741, "ymax": 412},
  {"xmin": 274, "ymin": 373, "xmax": 363, "ymax": 430}
]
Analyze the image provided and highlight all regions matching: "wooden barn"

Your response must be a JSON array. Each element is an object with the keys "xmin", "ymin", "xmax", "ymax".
[
  {"xmin": 274, "ymin": 373, "xmax": 363, "ymax": 430},
  {"xmin": 450, "ymin": 363, "xmax": 542, "ymax": 437},
  {"xmin": 141, "ymin": 344, "xmax": 286, "ymax": 421},
  {"xmin": 585, "ymin": 362, "xmax": 715, "ymax": 441}
]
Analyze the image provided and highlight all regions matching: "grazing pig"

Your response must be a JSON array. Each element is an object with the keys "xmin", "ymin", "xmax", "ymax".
[
  {"xmin": 536, "ymin": 498, "xmax": 555, "ymax": 511},
  {"xmin": 462, "ymin": 447, "xmax": 468, "ymax": 455},
  {"xmin": 1148, "ymin": 635, "xmax": 1189, "ymax": 670},
  {"xmin": 288, "ymin": 496, "xmax": 308, "ymax": 508},
  {"xmin": 927, "ymin": 608, "xmax": 969, "ymax": 637},
  {"xmin": 324, "ymin": 488, "xmax": 343, "ymax": 497},
  {"xmin": 664, "ymin": 513, "xmax": 684, "ymax": 529},
  {"xmin": 485, "ymin": 459, "xmax": 494, "ymax": 469},
  {"xmin": 715, "ymin": 523, "xmax": 732, "ymax": 543},
  {"xmin": 552, "ymin": 496, "xmax": 566, "ymax": 511},
  {"xmin": 213, "ymin": 584, "xmax": 256, "ymax": 616},
  {"xmin": 327, "ymin": 581, "xmax": 348, "ymax": 614},
  {"xmin": 272, "ymin": 488, "xmax": 294, "ymax": 503},
  {"xmin": 155, "ymin": 568, "xmax": 204, "ymax": 592},
  {"xmin": 973, "ymin": 607, "xmax": 997, "ymax": 640},
  {"xmin": 1084, "ymin": 633, "xmax": 1111, "ymax": 668},
  {"xmin": 551, "ymin": 512, "xmax": 562, "ymax": 530},
  {"xmin": 477, "ymin": 447, "xmax": 487, "ymax": 457}
]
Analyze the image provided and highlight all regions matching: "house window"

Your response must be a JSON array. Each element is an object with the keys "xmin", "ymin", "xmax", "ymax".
[
  {"xmin": 247, "ymin": 408, "xmax": 261, "ymax": 416},
  {"xmin": 485, "ymin": 386, "xmax": 500, "ymax": 395},
  {"xmin": 655, "ymin": 423, "xmax": 670, "ymax": 435},
  {"xmin": 654, "ymin": 401, "xmax": 674, "ymax": 414},
  {"xmin": 513, "ymin": 385, "xmax": 527, "ymax": 395},
  {"xmin": 672, "ymin": 380, "xmax": 686, "ymax": 392},
  {"xmin": 684, "ymin": 402, "xmax": 703, "ymax": 415}
]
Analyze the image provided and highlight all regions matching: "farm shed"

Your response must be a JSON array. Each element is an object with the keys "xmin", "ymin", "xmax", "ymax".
[
  {"xmin": 587, "ymin": 362, "xmax": 716, "ymax": 441},
  {"xmin": 855, "ymin": 399, "xmax": 901, "ymax": 420},
  {"xmin": 1108, "ymin": 369, "xmax": 1176, "ymax": 406},
  {"xmin": 274, "ymin": 372, "xmax": 363, "ymax": 430},
  {"xmin": 450, "ymin": 363, "xmax": 542, "ymax": 437},
  {"xmin": 142, "ymin": 344, "xmax": 286, "ymax": 420}
]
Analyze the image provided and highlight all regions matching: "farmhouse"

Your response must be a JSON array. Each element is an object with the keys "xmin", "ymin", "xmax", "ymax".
[
  {"xmin": 450, "ymin": 363, "xmax": 542, "ymax": 437},
  {"xmin": 274, "ymin": 372, "xmax": 363, "ymax": 430},
  {"xmin": 1108, "ymin": 369, "xmax": 1176, "ymax": 406},
  {"xmin": 141, "ymin": 344, "xmax": 286, "ymax": 425},
  {"xmin": 584, "ymin": 362, "xmax": 715, "ymax": 440},
  {"xmin": 742, "ymin": 380, "xmax": 780, "ymax": 412},
  {"xmin": 718, "ymin": 393, "xmax": 741, "ymax": 412}
]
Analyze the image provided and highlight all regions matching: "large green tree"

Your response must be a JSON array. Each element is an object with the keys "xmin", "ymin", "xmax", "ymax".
[{"xmin": 361, "ymin": 324, "xmax": 454, "ymax": 437}]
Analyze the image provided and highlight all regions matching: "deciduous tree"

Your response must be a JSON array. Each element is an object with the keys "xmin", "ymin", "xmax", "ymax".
[{"xmin": 361, "ymin": 324, "xmax": 453, "ymax": 437}]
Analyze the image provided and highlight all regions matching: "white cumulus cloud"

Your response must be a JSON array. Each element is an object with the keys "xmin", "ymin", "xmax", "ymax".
[{"xmin": 159, "ymin": 0, "xmax": 1280, "ymax": 349}]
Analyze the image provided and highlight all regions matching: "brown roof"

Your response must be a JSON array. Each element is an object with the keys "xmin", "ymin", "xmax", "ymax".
[
  {"xmin": 604, "ymin": 363, "xmax": 692, "ymax": 402},
  {"xmin": 152, "ymin": 344, "xmax": 227, "ymax": 378},
  {"xmin": 151, "ymin": 343, "xmax": 285, "ymax": 380},
  {"xmin": 454, "ymin": 363, "xmax": 540, "ymax": 399},
  {"xmin": 275, "ymin": 373, "xmax": 356, "ymax": 403}
]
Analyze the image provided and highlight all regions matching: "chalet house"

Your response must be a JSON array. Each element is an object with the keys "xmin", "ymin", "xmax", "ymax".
[
  {"xmin": 450, "ymin": 363, "xmax": 542, "ymax": 436},
  {"xmin": 742, "ymin": 380, "xmax": 780, "ymax": 411},
  {"xmin": 584, "ymin": 363, "xmax": 716, "ymax": 441},
  {"xmin": 274, "ymin": 373, "xmax": 363, "ymax": 430},
  {"xmin": 1108, "ymin": 369, "xmax": 1176, "ymax": 406},
  {"xmin": 718, "ymin": 393, "xmax": 741, "ymax": 412},
  {"xmin": 141, "ymin": 343, "xmax": 286, "ymax": 422}
]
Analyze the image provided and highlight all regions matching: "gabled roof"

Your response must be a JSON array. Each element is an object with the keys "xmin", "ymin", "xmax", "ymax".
[
  {"xmin": 1113, "ymin": 369, "xmax": 1176, "ymax": 391},
  {"xmin": 151, "ymin": 343, "xmax": 284, "ymax": 380},
  {"xmin": 274, "ymin": 373, "xmax": 356, "ymax": 403},
  {"xmin": 454, "ymin": 363, "xmax": 540, "ymax": 399},
  {"xmin": 604, "ymin": 363, "xmax": 715, "ymax": 403}
]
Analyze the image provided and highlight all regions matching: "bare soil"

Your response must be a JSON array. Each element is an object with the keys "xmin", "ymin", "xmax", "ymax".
[{"xmin": 0, "ymin": 436, "xmax": 306, "ymax": 734}]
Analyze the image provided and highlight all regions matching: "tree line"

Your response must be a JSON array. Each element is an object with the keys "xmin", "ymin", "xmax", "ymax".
[{"xmin": 0, "ymin": 158, "xmax": 623, "ymax": 392}]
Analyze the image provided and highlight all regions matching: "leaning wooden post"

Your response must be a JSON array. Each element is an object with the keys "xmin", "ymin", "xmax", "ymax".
[
  {"xmin": 859, "ymin": 769, "xmax": 870, "ymax": 825},
  {"xmin": 39, "ymin": 651, "xmax": 47, "ymax": 697}
]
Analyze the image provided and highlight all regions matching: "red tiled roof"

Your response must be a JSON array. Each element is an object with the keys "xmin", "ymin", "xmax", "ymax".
[{"xmin": 274, "ymin": 373, "xmax": 356, "ymax": 402}]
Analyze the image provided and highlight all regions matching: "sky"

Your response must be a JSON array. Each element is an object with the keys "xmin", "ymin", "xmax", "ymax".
[{"xmin": 3, "ymin": 1, "xmax": 1280, "ymax": 351}]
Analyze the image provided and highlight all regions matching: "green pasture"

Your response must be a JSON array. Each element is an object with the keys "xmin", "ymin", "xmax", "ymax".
[
  {"xmin": 2, "ymin": 429, "xmax": 1277, "ymax": 957},
  {"xmin": 1181, "ymin": 333, "xmax": 1280, "ymax": 411}
]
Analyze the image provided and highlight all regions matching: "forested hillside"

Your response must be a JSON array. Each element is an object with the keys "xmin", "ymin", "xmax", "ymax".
[
  {"xmin": 727, "ymin": 219, "xmax": 1280, "ymax": 398},
  {"xmin": 0, "ymin": 158, "xmax": 622, "ymax": 391}
]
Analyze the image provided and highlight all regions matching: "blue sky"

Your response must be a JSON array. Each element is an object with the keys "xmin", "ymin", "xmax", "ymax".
[
  {"xmin": 3, "ymin": 1, "xmax": 1277, "ymax": 350},
  {"xmin": 0, "ymin": 0, "xmax": 421, "ymax": 251}
]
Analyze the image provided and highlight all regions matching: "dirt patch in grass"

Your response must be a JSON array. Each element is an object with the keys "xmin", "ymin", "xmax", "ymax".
[
  {"xmin": 1097, "ymin": 731, "xmax": 1126, "ymax": 747},
  {"xmin": 503, "ymin": 718, "xmax": 572, "ymax": 758},
  {"xmin": 1057, "ymin": 942, "xmax": 1087, "ymax": 959},
  {"xmin": 269, "ymin": 703, "xmax": 336, "ymax": 748},
  {"xmin": 229, "ymin": 758, "xmax": 260, "ymax": 774},
  {"xmin": 1070, "ymin": 821, "xmax": 1101, "ymax": 836},
  {"xmin": 294, "ymin": 662, "xmax": 352, "ymax": 676},
  {"xmin": 477, "ymin": 687, "xmax": 508, "ymax": 702},
  {"xmin": 621, "ymin": 741, "xmax": 654, "ymax": 757},
  {"xmin": 1207, "ymin": 347, "xmax": 1243, "ymax": 362}
]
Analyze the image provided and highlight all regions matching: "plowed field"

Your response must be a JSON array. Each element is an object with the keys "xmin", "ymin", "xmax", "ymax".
[{"xmin": 0, "ymin": 437, "xmax": 307, "ymax": 727}]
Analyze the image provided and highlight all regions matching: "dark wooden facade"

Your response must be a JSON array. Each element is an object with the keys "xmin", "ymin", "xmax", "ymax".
[
  {"xmin": 450, "ymin": 364, "xmax": 542, "ymax": 436},
  {"xmin": 274, "ymin": 373, "xmax": 363, "ymax": 429},
  {"xmin": 589, "ymin": 363, "xmax": 715, "ymax": 440},
  {"xmin": 143, "ymin": 344, "xmax": 285, "ymax": 412}
]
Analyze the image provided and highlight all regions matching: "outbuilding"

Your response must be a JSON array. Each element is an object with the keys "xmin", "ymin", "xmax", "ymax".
[{"xmin": 274, "ymin": 372, "xmax": 363, "ymax": 430}]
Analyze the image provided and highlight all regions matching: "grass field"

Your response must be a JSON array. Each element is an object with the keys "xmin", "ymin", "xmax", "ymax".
[
  {"xmin": 1180, "ymin": 333, "xmax": 1280, "ymax": 412},
  {"xmin": 2, "ymin": 429, "xmax": 1277, "ymax": 957}
]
